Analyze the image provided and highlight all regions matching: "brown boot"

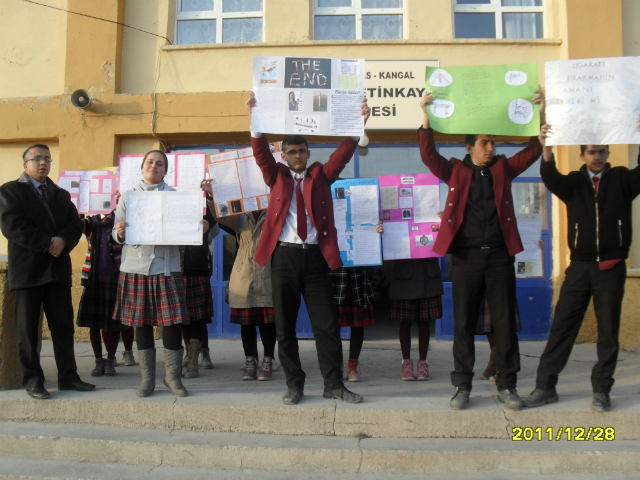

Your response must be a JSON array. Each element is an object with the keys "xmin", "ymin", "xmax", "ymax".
[{"xmin": 479, "ymin": 347, "xmax": 496, "ymax": 380}]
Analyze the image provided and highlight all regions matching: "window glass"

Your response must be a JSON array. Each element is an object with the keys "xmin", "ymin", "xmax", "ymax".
[
  {"xmin": 496, "ymin": 146, "xmax": 541, "ymax": 177},
  {"xmin": 503, "ymin": 12, "xmax": 543, "ymax": 39},
  {"xmin": 177, "ymin": 20, "xmax": 216, "ymax": 44},
  {"xmin": 223, "ymin": 0, "xmax": 262, "ymax": 12},
  {"xmin": 362, "ymin": 0, "xmax": 402, "ymax": 7},
  {"xmin": 457, "ymin": 0, "xmax": 490, "ymax": 4},
  {"xmin": 454, "ymin": 13, "xmax": 496, "ymax": 38},
  {"xmin": 359, "ymin": 146, "xmax": 428, "ymax": 177},
  {"xmin": 362, "ymin": 14, "xmax": 403, "ymax": 39},
  {"xmin": 314, "ymin": 15, "xmax": 356, "ymax": 40},
  {"xmin": 513, "ymin": 182, "xmax": 549, "ymax": 229},
  {"xmin": 222, "ymin": 18, "xmax": 263, "ymax": 42},
  {"xmin": 309, "ymin": 147, "xmax": 355, "ymax": 178},
  {"xmin": 502, "ymin": 0, "xmax": 542, "ymax": 6},
  {"xmin": 319, "ymin": 0, "xmax": 352, "ymax": 6},
  {"xmin": 181, "ymin": 0, "xmax": 214, "ymax": 12}
]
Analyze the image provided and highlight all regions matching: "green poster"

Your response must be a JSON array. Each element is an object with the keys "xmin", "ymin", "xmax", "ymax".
[{"xmin": 425, "ymin": 62, "xmax": 540, "ymax": 136}]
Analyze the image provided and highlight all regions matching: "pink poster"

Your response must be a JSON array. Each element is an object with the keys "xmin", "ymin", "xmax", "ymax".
[
  {"xmin": 378, "ymin": 174, "xmax": 442, "ymax": 260},
  {"xmin": 57, "ymin": 170, "xmax": 118, "ymax": 215}
]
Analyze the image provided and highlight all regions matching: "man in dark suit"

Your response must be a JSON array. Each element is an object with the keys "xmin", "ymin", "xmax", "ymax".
[
  {"xmin": 0, "ymin": 144, "xmax": 94, "ymax": 399},
  {"xmin": 418, "ymin": 92, "xmax": 547, "ymax": 411},
  {"xmin": 246, "ymin": 93, "xmax": 369, "ymax": 405}
]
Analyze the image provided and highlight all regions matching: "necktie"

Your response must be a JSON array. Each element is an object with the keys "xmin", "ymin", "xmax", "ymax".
[
  {"xmin": 296, "ymin": 178, "xmax": 307, "ymax": 242},
  {"xmin": 478, "ymin": 164, "xmax": 485, "ymax": 176},
  {"xmin": 38, "ymin": 184, "xmax": 49, "ymax": 204},
  {"xmin": 593, "ymin": 176, "xmax": 599, "ymax": 195}
]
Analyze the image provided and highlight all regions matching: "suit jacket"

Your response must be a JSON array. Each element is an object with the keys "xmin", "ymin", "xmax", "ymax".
[
  {"xmin": 419, "ymin": 128, "xmax": 542, "ymax": 256},
  {"xmin": 0, "ymin": 172, "xmax": 83, "ymax": 290},
  {"xmin": 252, "ymin": 134, "xmax": 358, "ymax": 270}
]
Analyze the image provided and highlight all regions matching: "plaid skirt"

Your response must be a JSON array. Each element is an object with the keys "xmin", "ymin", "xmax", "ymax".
[
  {"xmin": 390, "ymin": 296, "xmax": 443, "ymax": 323},
  {"xmin": 112, "ymin": 272, "xmax": 189, "ymax": 327},
  {"xmin": 230, "ymin": 307, "xmax": 275, "ymax": 326},
  {"xmin": 337, "ymin": 278, "xmax": 375, "ymax": 327},
  {"xmin": 476, "ymin": 296, "xmax": 522, "ymax": 334},
  {"xmin": 77, "ymin": 274, "xmax": 124, "ymax": 332},
  {"xmin": 184, "ymin": 275, "xmax": 213, "ymax": 324}
]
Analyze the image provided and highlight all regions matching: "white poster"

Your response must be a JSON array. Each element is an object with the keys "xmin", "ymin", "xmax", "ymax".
[
  {"xmin": 251, "ymin": 56, "xmax": 366, "ymax": 136},
  {"xmin": 545, "ymin": 57, "xmax": 640, "ymax": 145}
]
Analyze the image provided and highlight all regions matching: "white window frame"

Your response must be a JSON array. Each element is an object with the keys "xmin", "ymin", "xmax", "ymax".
[
  {"xmin": 313, "ymin": 0, "xmax": 407, "ymax": 41},
  {"xmin": 452, "ymin": 0, "xmax": 546, "ymax": 39},
  {"xmin": 175, "ymin": 0, "xmax": 264, "ymax": 44}
]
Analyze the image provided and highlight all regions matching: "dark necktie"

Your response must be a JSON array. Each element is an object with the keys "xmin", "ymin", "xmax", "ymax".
[
  {"xmin": 296, "ymin": 178, "xmax": 307, "ymax": 242},
  {"xmin": 593, "ymin": 176, "xmax": 599, "ymax": 195},
  {"xmin": 38, "ymin": 184, "xmax": 49, "ymax": 204}
]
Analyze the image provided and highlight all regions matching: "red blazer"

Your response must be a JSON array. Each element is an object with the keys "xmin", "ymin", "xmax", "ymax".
[
  {"xmin": 252, "ymin": 134, "xmax": 358, "ymax": 270},
  {"xmin": 419, "ymin": 128, "xmax": 542, "ymax": 257}
]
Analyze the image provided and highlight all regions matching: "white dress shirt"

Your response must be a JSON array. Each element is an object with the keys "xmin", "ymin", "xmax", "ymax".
[{"xmin": 279, "ymin": 169, "xmax": 318, "ymax": 244}]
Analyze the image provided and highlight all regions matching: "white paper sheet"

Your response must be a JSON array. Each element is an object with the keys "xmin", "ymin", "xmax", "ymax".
[
  {"xmin": 258, "ymin": 195, "xmax": 269, "ymax": 209},
  {"xmin": 516, "ymin": 214, "xmax": 543, "ymax": 260},
  {"xmin": 208, "ymin": 160, "xmax": 242, "ymax": 203},
  {"xmin": 79, "ymin": 181, "xmax": 91, "ymax": 213},
  {"xmin": 102, "ymin": 178, "xmax": 112, "ymax": 194},
  {"xmin": 164, "ymin": 154, "xmax": 177, "ymax": 187},
  {"xmin": 333, "ymin": 199, "xmax": 348, "ymax": 229},
  {"xmin": 89, "ymin": 194, "xmax": 112, "ymax": 212},
  {"xmin": 242, "ymin": 197, "xmax": 259, "ymax": 212},
  {"xmin": 90, "ymin": 179, "xmax": 100, "ymax": 193},
  {"xmin": 126, "ymin": 193, "xmax": 163, "ymax": 244},
  {"xmin": 546, "ymin": 57, "xmax": 640, "ymax": 145},
  {"xmin": 119, "ymin": 156, "xmax": 144, "ymax": 192},
  {"xmin": 353, "ymin": 226, "xmax": 381, "ymax": 265},
  {"xmin": 380, "ymin": 186, "xmax": 399, "ymax": 210},
  {"xmin": 330, "ymin": 90, "xmax": 365, "ymax": 136},
  {"xmin": 348, "ymin": 185, "xmax": 378, "ymax": 225},
  {"xmin": 252, "ymin": 88, "xmax": 287, "ymax": 133},
  {"xmin": 399, "ymin": 196, "xmax": 413, "ymax": 209},
  {"xmin": 164, "ymin": 193, "xmax": 202, "ymax": 244},
  {"xmin": 412, "ymin": 185, "xmax": 441, "ymax": 223},
  {"xmin": 176, "ymin": 154, "xmax": 205, "ymax": 191},
  {"xmin": 382, "ymin": 221, "xmax": 411, "ymax": 260},
  {"xmin": 237, "ymin": 157, "xmax": 269, "ymax": 198},
  {"xmin": 59, "ymin": 176, "xmax": 80, "ymax": 194}
]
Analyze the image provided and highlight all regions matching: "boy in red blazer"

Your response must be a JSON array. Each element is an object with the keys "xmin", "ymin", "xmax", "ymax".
[
  {"xmin": 246, "ymin": 93, "xmax": 370, "ymax": 405},
  {"xmin": 418, "ymin": 91, "xmax": 549, "ymax": 411}
]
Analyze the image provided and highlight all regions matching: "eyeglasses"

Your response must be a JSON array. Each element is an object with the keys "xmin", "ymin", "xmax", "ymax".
[
  {"xmin": 284, "ymin": 149, "xmax": 308, "ymax": 156},
  {"xmin": 27, "ymin": 156, "xmax": 53, "ymax": 163}
]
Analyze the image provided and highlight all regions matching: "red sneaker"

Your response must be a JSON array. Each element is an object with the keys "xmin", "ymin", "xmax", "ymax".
[
  {"xmin": 347, "ymin": 360, "xmax": 361, "ymax": 382},
  {"xmin": 417, "ymin": 360, "xmax": 430, "ymax": 381},
  {"xmin": 402, "ymin": 359, "xmax": 415, "ymax": 381}
]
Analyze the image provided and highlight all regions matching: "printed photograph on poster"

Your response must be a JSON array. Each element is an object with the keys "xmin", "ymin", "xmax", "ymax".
[
  {"xmin": 415, "ymin": 234, "xmax": 434, "ymax": 247},
  {"xmin": 217, "ymin": 203, "xmax": 230, "ymax": 217},
  {"xmin": 260, "ymin": 60, "xmax": 278, "ymax": 84},
  {"xmin": 431, "ymin": 224, "xmax": 440, "ymax": 232},
  {"xmin": 288, "ymin": 91, "xmax": 304, "ymax": 111},
  {"xmin": 383, "ymin": 210, "xmax": 390, "ymax": 220},
  {"xmin": 313, "ymin": 91, "xmax": 328, "ymax": 112},
  {"xmin": 335, "ymin": 187, "xmax": 345, "ymax": 199},
  {"xmin": 231, "ymin": 200, "xmax": 242, "ymax": 213},
  {"xmin": 293, "ymin": 116, "xmax": 319, "ymax": 133},
  {"xmin": 402, "ymin": 209, "xmax": 412, "ymax": 219},
  {"xmin": 400, "ymin": 187, "xmax": 412, "ymax": 196}
]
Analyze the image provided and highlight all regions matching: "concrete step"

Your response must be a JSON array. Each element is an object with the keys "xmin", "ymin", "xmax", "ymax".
[
  {"xmin": 0, "ymin": 422, "xmax": 639, "ymax": 476},
  {"xmin": 1, "ymin": 390, "xmax": 640, "ymax": 439}
]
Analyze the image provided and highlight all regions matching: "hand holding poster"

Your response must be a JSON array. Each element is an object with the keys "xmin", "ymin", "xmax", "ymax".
[
  {"xmin": 379, "ymin": 174, "xmax": 442, "ymax": 260},
  {"xmin": 252, "ymin": 56, "xmax": 366, "ymax": 136},
  {"xmin": 331, "ymin": 178, "xmax": 382, "ymax": 267},
  {"xmin": 545, "ymin": 57, "xmax": 640, "ymax": 145},
  {"xmin": 425, "ymin": 62, "xmax": 540, "ymax": 136},
  {"xmin": 58, "ymin": 170, "xmax": 118, "ymax": 215}
]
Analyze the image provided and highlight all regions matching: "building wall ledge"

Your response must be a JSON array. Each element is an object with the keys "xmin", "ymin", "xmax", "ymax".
[{"xmin": 627, "ymin": 267, "xmax": 640, "ymax": 277}]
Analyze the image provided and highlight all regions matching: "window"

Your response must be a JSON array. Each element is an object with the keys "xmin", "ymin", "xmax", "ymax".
[
  {"xmin": 176, "ymin": 0, "xmax": 263, "ymax": 45},
  {"xmin": 314, "ymin": 0, "xmax": 404, "ymax": 41},
  {"xmin": 453, "ymin": 0, "xmax": 544, "ymax": 39}
]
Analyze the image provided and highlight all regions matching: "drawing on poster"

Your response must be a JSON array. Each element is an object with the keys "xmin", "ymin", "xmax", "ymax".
[
  {"xmin": 415, "ymin": 234, "xmax": 434, "ymax": 247},
  {"xmin": 288, "ymin": 91, "xmax": 304, "ymax": 111},
  {"xmin": 293, "ymin": 116, "xmax": 319, "ymax": 133},
  {"xmin": 508, "ymin": 98, "xmax": 534, "ymax": 124},
  {"xmin": 285, "ymin": 58, "xmax": 331, "ymax": 89},
  {"xmin": 505, "ymin": 71, "xmax": 528, "ymax": 86},
  {"xmin": 260, "ymin": 60, "xmax": 278, "ymax": 84},
  {"xmin": 429, "ymin": 69, "xmax": 452, "ymax": 87},
  {"xmin": 313, "ymin": 91, "xmax": 328, "ymax": 112},
  {"xmin": 430, "ymin": 100, "xmax": 455, "ymax": 118},
  {"xmin": 217, "ymin": 203, "xmax": 230, "ymax": 217}
]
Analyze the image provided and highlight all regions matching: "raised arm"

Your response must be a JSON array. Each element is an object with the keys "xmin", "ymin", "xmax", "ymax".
[
  {"xmin": 246, "ymin": 92, "xmax": 279, "ymax": 188},
  {"xmin": 418, "ymin": 92, "xmax": 453, "ymax": 183},
  {"xmin": 540, "ymin": 153, "xmax": 574, "ymax": 204}
]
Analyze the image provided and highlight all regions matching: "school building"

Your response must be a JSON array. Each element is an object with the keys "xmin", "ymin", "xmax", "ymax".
[{"xmin": 1, "ymin": 0, "xmax": 640, "ymax": 347}]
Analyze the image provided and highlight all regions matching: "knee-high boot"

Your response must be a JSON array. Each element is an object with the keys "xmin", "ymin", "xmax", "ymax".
[{"xmin": 136, "ymin": 349, "xmax": 156, "ymax": 397}]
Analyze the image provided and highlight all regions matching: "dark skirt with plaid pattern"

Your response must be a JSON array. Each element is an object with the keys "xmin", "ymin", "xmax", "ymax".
[
  {"xmin": 112, "ymin": 272, "xmax": 190, "ymax": 327},
  {"xmin": 337, "ymin": 277, "xmax": 375, "ymax": 327},
  {"xmin": 229, "ymin": 307, "xmax": 275, "ymax": 326},
  {"xmin": 184, "ymin": 275, "xmax": 213, "ymax": 324},
  {"xmin": 475, "ymin": 295, "xmax": 522, "ymax": 334},
  {"xmin": 77, "ymin": 274, "xmax": 127, "ymax": 332},
  {"xmin": 390, "ymin": 296, "xmax": 443, "ymax": 323}
]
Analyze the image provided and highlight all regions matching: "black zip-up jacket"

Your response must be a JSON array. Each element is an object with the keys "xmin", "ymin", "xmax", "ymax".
[
  {"xmin": 180, "ymin": 207, "xmax": 216, "ymax": 277},
  {"xmin": 540, "ymin": 154, "xmax": 640, "ymax": 261},
  {"xmin": 0, "ymin": 172, "xmax": 83, "ymax": 290}
]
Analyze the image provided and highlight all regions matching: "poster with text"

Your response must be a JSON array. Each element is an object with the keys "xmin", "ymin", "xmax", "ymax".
[
  {"xmin": 206, "ymin": 143, "xmax": 284, "ymax": 217},
  {"xmin": 545, "ymin": 57, "xmax": 640, "ymax": 145},
  {"xmin": 514, "ymin": 213, "xmax": 543, "ymax": 277},
  {"xmin": 118, "ymin": 152, "xmax": 206, "ymax": 193},
  {"xmin": 379, "ymin": 174, "xmax": 442, "ymax": 260},
  {"xmin": 331, "ymin": 178, "xmax": 382, "ymax": 267},
  {"xmin": 425, "ymin": 62, "xmax": 540, "ymax": 136},
  {"xmin": 251, "ymin": 56, "xmax": 366, "ymax": 136},
  {"xmin": 58, "ymin": 170, "xmax": 118, "ymax": 215}
]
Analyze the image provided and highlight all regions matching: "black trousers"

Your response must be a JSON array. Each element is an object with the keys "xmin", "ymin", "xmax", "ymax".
[
  {"xmin": 271, "ymin": 245, "xmax": 344, "ymax": 392},
  {"xmin": 13, "ymin": 283, "xmax": 80, "ymax": 389},
  {"xmin": 536, "ymin": 260, "xmax": 625, "ymax": 394},
  {"xmin": 451, "ymin": 247, "xmax": 519, "ymax": 391}
]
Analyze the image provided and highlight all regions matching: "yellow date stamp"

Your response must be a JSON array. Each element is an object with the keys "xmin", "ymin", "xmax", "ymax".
[{"xmin": 512, "ymin": 427, "xmax": 615, "ymax": 441}]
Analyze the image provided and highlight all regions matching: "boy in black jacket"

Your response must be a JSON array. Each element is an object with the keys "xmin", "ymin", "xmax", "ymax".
[{"xmin": 525, "ymin": 138, "xmax": 640, "ymax": 412}]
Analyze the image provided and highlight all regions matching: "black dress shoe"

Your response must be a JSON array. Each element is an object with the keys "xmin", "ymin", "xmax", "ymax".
[
  {"xmin": 58, "ymin": 379, "xmax": 96, "ymax": 391},
  {"xmin": 26, "ymin": 386, "xmax": 50, "ymax": 399},
  {"xmin": 282, "ymin": 388, "xmax": 304, "ymax": 405},
  {"xmin": 323, "ymin": 386, "xmax": 363, "ymax": 403},
  {"xmin": 592, "ymin": 392, "xmax": 611, "ymax": 412}
]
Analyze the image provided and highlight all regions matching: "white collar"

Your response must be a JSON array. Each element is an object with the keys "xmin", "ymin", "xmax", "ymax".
[{"xmin": 290, "ymin": 169, "xmax": 307, "ymax": 180}]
